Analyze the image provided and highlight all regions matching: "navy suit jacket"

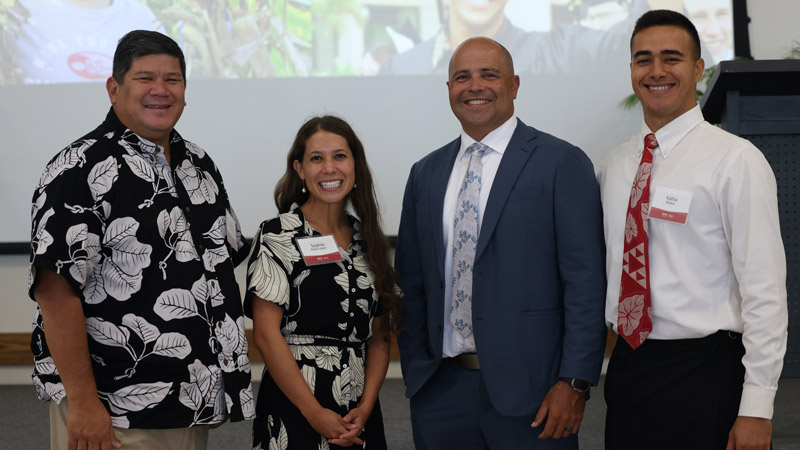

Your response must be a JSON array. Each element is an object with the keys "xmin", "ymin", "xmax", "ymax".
[{"xmin": 395, "ymin": 119, "xmax": 607, "ymax": 417}]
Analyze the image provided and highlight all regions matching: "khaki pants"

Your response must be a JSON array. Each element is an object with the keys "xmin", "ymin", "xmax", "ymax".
[{"xmin": 50, "ymin": 399, "xmax": 209, "ymax": 450}]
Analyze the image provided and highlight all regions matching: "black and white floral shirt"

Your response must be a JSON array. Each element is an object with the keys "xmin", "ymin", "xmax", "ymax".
[{"xmin": 28, "ymin": 108, "xmax": 255, "ymax": 429}]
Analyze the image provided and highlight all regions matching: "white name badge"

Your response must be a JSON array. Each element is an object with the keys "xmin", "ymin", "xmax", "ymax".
[
  {"xmin": 296, "ymin": 235, "xmax": 343, "ymax": 265},
  {"xmin": 650, "ymin": 186, "xmax": 692, "ymax": 224}
]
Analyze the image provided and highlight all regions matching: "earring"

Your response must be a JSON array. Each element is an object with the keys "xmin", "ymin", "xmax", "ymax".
[
  {"xmin": 353, "ymin": 183, "xmax": 357, "ymax": 189},
  {"xmin": 301, "ymin": 180, "xmax": 307, "ymax": 194}
]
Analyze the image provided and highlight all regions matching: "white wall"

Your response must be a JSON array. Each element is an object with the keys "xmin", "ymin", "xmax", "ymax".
[
  {"xmin": 1, "ymin": 0, "xmax": 798, "ymax": 358},
  {"xmin": 747, "ymin": 0, "xmax": 800, "ymax": 60}
]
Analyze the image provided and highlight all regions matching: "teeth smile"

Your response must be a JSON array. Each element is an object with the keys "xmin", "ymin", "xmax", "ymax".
[
  {"xmin": 146, "ymin": 105, "xmax": 169, "ymax": 109},
  {"xmin": 320, "ymin": 181, "xmax": 342, "ymax": 189},
  {"xmin": 466, "ymin": 100, "xmax": 490, "ymax": 105},
  {"xmin": 649, "ymin": 85, "xmax": 670, "ymax": 91}
]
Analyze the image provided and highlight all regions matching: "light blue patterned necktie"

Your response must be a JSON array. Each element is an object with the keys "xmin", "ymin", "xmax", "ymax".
[{"xmin": 451, "ymin": 142, "xmax": 487, "ymax": 337}]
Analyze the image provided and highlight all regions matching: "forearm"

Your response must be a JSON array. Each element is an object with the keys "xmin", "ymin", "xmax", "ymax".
[
  {"xmin": 256, "ymin": 328, "xmax": 323, "ymax": 418},
  {"xmin": 358, "ymin": 324, "xmax": 390, "ymax": 414},
  {"xmin": 34, "ymin": 270, "xmax": 100, "ymax": 405}
]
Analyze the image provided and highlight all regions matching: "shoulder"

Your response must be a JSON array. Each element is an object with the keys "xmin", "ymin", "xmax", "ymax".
[
  {"xmin": 695, "ymin": 122, "xmax": 758, "ymax": 153},
  {"xmin": 517, "ymin": 122, "xmax": 591, "ymax": 165},
  {"xmin": 598, "ymin": 134, "xmax": 639, "ymax": 179},
  {"xmin": 259, "ymin": 209, "xmax": 307, "ymax": 235},
  {"xmin": 410, "ymin": 137, "xmax": 459, "ymax": 173},
  {"xmin": 35, "ymin": 125, "xmax": 123, "ymax": 191},
  {"xmin": 690, "ymin": 122, "xmax": 770, "ymax": 169}
]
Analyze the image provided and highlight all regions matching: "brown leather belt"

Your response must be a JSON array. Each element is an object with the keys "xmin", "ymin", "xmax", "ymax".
[{"xmin": 445, "ymin": 353, "xmax": 481, "ymax": 370}]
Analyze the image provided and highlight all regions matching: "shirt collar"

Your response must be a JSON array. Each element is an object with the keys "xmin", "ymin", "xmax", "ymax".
[
  {"xmin": 459, "ymin": 115, "xmax": 518, "ymax": 159},
  {"xmin": 105, "ymin": 107, "xmax": 182, "ymax": 160},
  {"xmin": 638, "ymin": 104, "xmax": 704, "ymax": 160}
]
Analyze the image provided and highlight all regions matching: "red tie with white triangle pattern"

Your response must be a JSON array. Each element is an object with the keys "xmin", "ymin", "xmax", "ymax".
[{"xmin": 618, "ymin": 133, "xmax": 658, "ymax": 349}]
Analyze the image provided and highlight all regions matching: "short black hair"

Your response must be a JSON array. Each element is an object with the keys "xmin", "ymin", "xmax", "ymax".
[
  {"xmin": 631, "ymin": 10, "xmax": 702, "ymax": 60},
  {"xmin": 112, "ymin": 30, "xmax": 186, "ymax": 84}
]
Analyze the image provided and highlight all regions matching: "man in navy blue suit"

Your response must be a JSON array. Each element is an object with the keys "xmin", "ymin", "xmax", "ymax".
[{"xmin": 395, "ymin": 37, "xmax": 607, "ymax": 449}]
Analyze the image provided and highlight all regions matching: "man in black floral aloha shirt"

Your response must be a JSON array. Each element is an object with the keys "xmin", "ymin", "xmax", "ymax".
[{"xmin": 28, "ymin": 30, "xmax": 254, "ymax": 450}]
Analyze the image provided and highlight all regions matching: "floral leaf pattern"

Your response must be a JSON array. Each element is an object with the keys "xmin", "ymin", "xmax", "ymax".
[
  {"xmin": 624, "ymin": 213, "xmax": 638, "ymax": 243},
  {"xmin": 28, "ymin": 115, "xmax": 252, "ymax": 429},
  {"xmin": 151, "ymin": 333, "xmax": 192, "ymax": 359},
  {"xmin": 36, "ymin": 139, "xmax": 94, "ymax": 192},
  {"xmin": 248, "ymin": 249, "xmax": 290, "ymax": 307},
  {"xmin": 101, "ymin": 382, "xmax": 172, "ymax": 415},
  {"xmin": 154, "ymin": 289, "xmax": 200, "ymax": 321},
  {"xmin": 629, "ymin": 161, "xmax": 652, "ymax": 208},
  {"xmin": 618, "ymin": 294, "xmax": 645, "ymax": 337},
  {"xmin": 245, "ymin": 205, "xmax": 385, "ymax": 449},
  {"xmin": 121, "ymin": 314, "xmax": 159, "ymax": 344},
  {"xmin": 88, "ymin": 156, "xmax": 119, "ymax": 202}
]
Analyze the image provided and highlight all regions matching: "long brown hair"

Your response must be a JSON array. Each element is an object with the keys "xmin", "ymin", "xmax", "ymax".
[{"xmin": 274, "ymin": 116, "xmax": 403, "ymax": 333}]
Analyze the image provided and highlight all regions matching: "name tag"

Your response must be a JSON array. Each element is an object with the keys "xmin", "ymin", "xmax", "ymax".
[
  {"xmin": 650, "ymin": 186, "xmax": 692, "ymax": 224},
  {"xmin": 296, "ymin": 235, "xmax": 343, "ymax": 265}
]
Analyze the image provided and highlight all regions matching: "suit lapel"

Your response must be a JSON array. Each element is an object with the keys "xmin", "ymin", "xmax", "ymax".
[
  {"xmin": 476, "ymin": 120, "xmax": 538, "ymax": 259},
  {"xmin": 430, "ymin": 138, "xmax": 461, "ymax": 280}
]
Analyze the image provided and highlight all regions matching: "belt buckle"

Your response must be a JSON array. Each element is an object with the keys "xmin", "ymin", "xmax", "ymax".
[{"xmin": 454, "ymin": 353, "xmax": 481, "ymax": 370}]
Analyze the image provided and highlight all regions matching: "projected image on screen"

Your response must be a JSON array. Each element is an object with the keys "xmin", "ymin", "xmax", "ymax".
[{"xmin": 1, "ymin": 0, "xmax": 735, "ymax": 84}]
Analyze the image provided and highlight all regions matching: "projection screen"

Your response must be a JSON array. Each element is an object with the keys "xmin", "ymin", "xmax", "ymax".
[{"xmin": 0, "ymin": 0, "xmax": 736, "ymax": 245}]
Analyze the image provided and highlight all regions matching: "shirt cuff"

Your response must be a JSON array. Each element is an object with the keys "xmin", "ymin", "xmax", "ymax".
[{"xmin": 738, "ymin": 384, "xmax": 776, "ymax": 419}]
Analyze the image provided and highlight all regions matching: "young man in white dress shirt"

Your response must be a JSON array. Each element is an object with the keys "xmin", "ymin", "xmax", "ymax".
[{"xmin": 597, "ymin": 9, "xmax": 787, "ymax": 450}]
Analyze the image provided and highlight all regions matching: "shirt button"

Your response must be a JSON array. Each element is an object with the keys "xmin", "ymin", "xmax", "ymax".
[
  {"xmin": 349, "ymin": 312, "xmax": 354, "ymax": 317},
  {"xmin": 351, "ymin": 288, "xmax": 356, "ymax": 293},
  {"xmin": 348, "ymin": 265, "xmax": 353, "ymax": 270},
  {"xmin": 343, "ymin": 363, "xmax": 348, "ymax": 368},
  {"xmin": 185, "ymin": 206, "xmax": 190, "ymax": 213}
]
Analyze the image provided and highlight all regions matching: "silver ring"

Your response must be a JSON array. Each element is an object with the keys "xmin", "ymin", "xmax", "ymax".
[{"xmin": 564, "ymin": 427, "xmax": 573, "ymax": 433}]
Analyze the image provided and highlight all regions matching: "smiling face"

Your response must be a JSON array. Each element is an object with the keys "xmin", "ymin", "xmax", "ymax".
[
  {"xmin": 447, "ymin": 38, "xmax": 519, "ymax": 141},
  {"xmin": 450, "ymin": 0, "xmax": 507, "ymax": 29},
  {"xmin": 107, "ymin": 53, "xmax": 186, "ymax": 147},
  {"xmin": 293, "ymin": 130, "xmax": 356, "ymax": 209},
  {"xmin": 630, "ymin": 25, "xmax": 704, "ymax": 132},
  {"xmin": 684, "ymin": 0, "xmax": 733, "ymax": 63}
]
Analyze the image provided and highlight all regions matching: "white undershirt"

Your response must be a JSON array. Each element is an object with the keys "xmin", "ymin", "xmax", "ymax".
[{"xmin": 441, "ymin": 116, "xmax": 518, "ymax": 357}]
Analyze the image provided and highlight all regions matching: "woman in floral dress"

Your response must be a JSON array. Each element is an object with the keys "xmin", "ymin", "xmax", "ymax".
[{"xmin": 244, "ymin": 116, "xmax": 402, "ymax": 449}]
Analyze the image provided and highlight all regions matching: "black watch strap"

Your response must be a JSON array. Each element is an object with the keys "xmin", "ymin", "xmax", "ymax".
[{"xmin": 559, "ymin": 377, "xmax": 591, "ymax": 393}]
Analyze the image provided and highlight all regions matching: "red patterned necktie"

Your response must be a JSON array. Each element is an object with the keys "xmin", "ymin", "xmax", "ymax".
[{"xmin": 618, "ymin": 133, "xmax": 658, "ymax": 349}]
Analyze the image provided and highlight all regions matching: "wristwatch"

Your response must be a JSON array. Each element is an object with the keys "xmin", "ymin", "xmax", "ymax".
[{"xmin": 559, "ymin": 377, "xmax": 591, "ymax": 393}]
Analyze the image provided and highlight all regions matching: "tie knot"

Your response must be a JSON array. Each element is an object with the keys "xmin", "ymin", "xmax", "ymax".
[
  {"xmin": 644, "ymin": 133, "xmax": 658, "ymax": 151},
  {"xmin": 467, "ymin": 142, "xmax": 488, "ymax": 158}
]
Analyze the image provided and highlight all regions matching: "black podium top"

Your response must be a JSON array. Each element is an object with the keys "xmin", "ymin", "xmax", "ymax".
[{"xmin": 700, "ymin": 59, "xmax": 800, "ymax": 123}]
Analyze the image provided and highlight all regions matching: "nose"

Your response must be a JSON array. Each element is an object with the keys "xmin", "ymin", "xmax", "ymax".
[
  {"xmin": 650, "ymin": 59, "xmax": 667, "ymax": 78},
  {"xmin": 149, "ymin": 78, "xmax": 169, "ymax": 95},
  {"xmin": 466, "ymin": 76, "xmax": 485, "ymax": 92},
  {"xmin": 705, "ymin": 15, "xmax": 723, "ymax": 36},
  {"xmin": 322, "ymin": 158, "xmax": 336, "ymax": 172}
]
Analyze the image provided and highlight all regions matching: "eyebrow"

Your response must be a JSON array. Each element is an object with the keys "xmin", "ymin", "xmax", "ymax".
[
  {"xmin": 633, "ymin": 49, "xmax": 685, "ymax": 58},
  {"xmin": 450, "ymin": 67, "xmax": 501, "ymax": 77},
  {"xmin": 131, "ymin": 71, "xmax": 183, "ymax": 78}
]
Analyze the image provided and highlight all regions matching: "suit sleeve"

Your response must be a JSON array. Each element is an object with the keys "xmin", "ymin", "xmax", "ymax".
[
  {"xmin": 553, "ymin": 147, "xmax": 608, "ymax": 384},
  {"xmin": 395, "ymin": 164, "xmax": 433, "ymax": 378}
]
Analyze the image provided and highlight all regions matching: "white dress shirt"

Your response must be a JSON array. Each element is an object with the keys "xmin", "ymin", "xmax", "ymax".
[
  {"xmin": 598, "ymin": 105, "xmax": 788, "ymax": 418},
  {"xmin": 442, "ymin": 116, "xmax": 518, "ymax": 357}
]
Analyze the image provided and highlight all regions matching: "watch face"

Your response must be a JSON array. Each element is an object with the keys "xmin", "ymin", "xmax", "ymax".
[
  {"xmin": 572, "ymin": 379, "xmax": 591, "ymax": 392},
  {"xmin": 561, "ymin": 377, "xmax": 590, "ymax": 392}
]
